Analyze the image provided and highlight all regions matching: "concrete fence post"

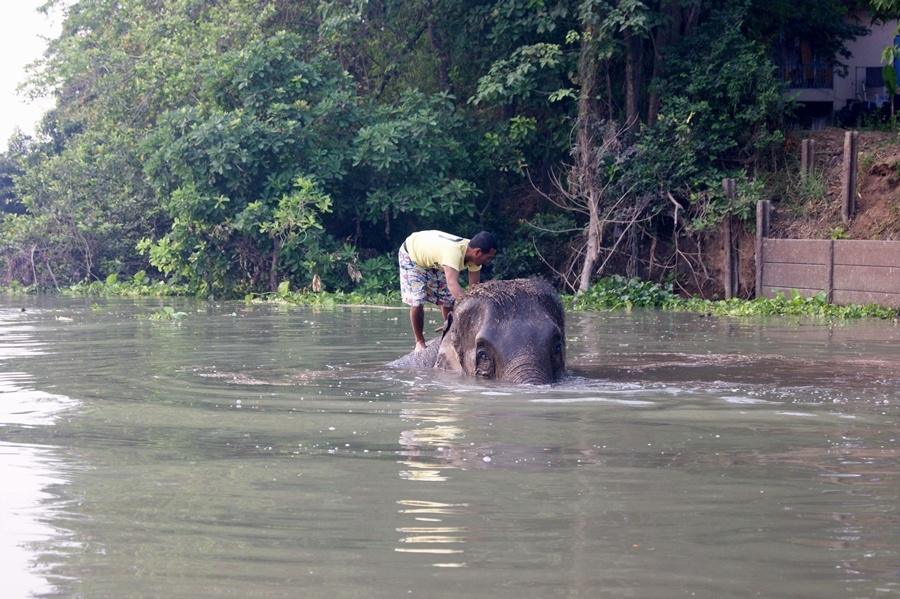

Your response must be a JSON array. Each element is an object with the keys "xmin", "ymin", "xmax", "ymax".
[
  {"xmin": 755, "ymin": 200, "xmax": 770, "ymax": 299},
  {"xmin": 801, "ymin": 138, "xmax": 816, "ymax": 179},
  {"xmin": 841, "ymin": 130, "xmax": 859, "ymax": 224},
  {"xmin": 722, "ymin": 178, "xmax": 738, "ymax": 299},
  {"xmin": 826, "ymin": 240, "xmax": 835, "ymax": 303}
]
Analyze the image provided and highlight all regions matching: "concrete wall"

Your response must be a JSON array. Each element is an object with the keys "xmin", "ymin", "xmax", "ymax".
[{"xmin": 758, "ymin": 239, "xmax": 900, "ymax": 307}]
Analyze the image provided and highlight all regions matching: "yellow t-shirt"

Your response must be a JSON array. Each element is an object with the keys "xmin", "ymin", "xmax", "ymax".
[{"xmin": 404, "ymin": 230, "xmax": 481, "ymax": 272}]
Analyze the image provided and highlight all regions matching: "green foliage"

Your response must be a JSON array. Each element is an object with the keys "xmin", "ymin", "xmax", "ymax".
[
  {"xmin": 570, "ymin": 275, "xmax": 677, "ymax": 311},
  {"xmin": 860, "ymin": 152, "xmax": 877, "ymax": 173},
  {"xmin": 354, "ymin": 255, "xmax": 400, "ymax": 296},
  {"xmin": 629, "ymin": 5, "xmax": 785, "ymax": 230},
  {"xmin": 674, "ymin": 291, "xmax": 899, "ymax": 320},
  {"xmin": 62, "ymin": 271, "xmax": 185, "ymax": 297},
  {"xmin": 1, "ymin": 0, "xmax": 888, "ymax": 299},
  {"xmin": 148, "ymin": 306, "xmax": 189, "ymax": 321},
  {"xmin": 138, "ymin": 32, "xmax": 359, "ymax": 296},
  {"xmin": 476, "ymin": 116, "xmax": 537, "ymax": 175},
  {"xmin": 0, "ymin": 0, "xmax": 294, "ymax": 289},
  {"xmin": 2, "ymin": 125, "xmax": 163, "ymax": 287},
  {"xmin": 491, "ymin": 211, "xmax": 578, "ymax": 281},
  {"xmin": 353, "ymin": 90, "xmax": 479, "ymax": 225},
  {"xmin": 250, "ymin": 286, "xmax": 402, "ymax": 307},
  {"xmin": 472, "ymin": 43, "xmax": 566, "ymax": 105},
  {"xmin": 571, "ymin": 278, "xmax": 899, "ymax": 320},
  {"xmin": 0, "ymin": 280, "xmax": 32, "ymax": 295},
  {"xmin": 829, "ymin": 226, "xmax": 849, "ymax": 240},
  {"xmin": 774, "ymin": 169, "xmax": 829, "ymax": 219}
]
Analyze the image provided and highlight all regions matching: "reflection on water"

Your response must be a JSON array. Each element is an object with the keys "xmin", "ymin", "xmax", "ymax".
[
  {"xmin": 396, "ymin": 396, "xmax": 470, "ymax": 567},
  {"xmin": 0, "ymin": 309, "xmax": 77, "ymax": 598},
  {"xmin": 1, "ymin": 300, "xmax": 900, "ymax": 597},
  {"xmin": 0, "ymin": 442, "xmax": 72, "ymax": 598}
]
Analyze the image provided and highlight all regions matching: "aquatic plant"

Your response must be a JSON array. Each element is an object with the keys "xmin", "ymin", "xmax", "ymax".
[
  {"xmin": 673, "ymin": 291, "xmax": 899, "ymax": 320},
  {"xmin": 570, "ymin": 277, "xmax": 900, "ymax": 320},
  {"xmin": 148, "ymin": 306, "xmax": 188, "ymax": 321},
  {"xmin": 62, "ymin": 272, "xmax": 185, "ymax": 297},
  {"xmin": 568, "ymin": 275, "xmax": 677, "ymax": 311},
  {"xmin": 246, "ymin": 281, "xmax": 402, "ymax": 307}
]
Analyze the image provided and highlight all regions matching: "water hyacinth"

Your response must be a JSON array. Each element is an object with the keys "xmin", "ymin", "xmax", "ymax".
[{"xmin": 569, "ymin": 276, "xmax": 899, "ymax": 320}]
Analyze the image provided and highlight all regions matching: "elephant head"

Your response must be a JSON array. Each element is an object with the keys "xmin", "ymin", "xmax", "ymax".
[{"xmin": 434, "ymin": 278, "xmax": 566, "ymax": 384}]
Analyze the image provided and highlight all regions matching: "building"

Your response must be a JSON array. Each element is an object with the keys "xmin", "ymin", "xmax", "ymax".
[{"xmin": 781, "ymin": 14, "xmax": 900, "ymax": 128}]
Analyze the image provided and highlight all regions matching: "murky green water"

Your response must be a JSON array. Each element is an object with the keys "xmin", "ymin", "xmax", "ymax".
[{"xmin": 2, "ymin": 298, "xmax": 900, "ymax": 598}]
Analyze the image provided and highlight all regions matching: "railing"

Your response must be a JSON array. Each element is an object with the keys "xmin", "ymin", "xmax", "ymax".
[{"xmin": 779, "ymin": 62, "xmax": 834, "ymax": 89}]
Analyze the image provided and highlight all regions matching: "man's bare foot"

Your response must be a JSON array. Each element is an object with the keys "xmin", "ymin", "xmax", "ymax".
[{"xmin": 414, "ymin": 341, "xmax": 427, "ymax": 352}]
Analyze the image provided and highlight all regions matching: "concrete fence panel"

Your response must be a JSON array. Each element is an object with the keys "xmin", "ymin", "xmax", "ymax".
[
  {"xmin": 756, "ymin": 225, "xmax": 900, "ymax": 308},
  {"xmin": 762, "ymin": 239, "xmax": 831, "ymax": 264},
  {"xmin": 834, "ymin": 240, "xmax": 900, "ymax": 267}
]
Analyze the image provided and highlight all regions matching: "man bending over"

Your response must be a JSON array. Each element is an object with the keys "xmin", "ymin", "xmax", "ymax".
[{"xmin": 398, "ymin": 230, "xmax": 498, "ymax": 351}]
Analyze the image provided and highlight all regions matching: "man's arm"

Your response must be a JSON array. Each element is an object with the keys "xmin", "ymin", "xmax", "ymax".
[
  {"xmin": 468, "ymin": 269, "xmax": 480, "ymax": 287},
  {"xmin": 442, "ymin": 265, "xmax": 465, "ymax": 300}
]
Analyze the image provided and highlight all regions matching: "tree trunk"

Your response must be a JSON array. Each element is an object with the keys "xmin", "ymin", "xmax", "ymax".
[
  {"xmin": 269, "ymin": 237, "xmax": 282, "ymax": 292},
  {"xmin": 574, "ymin": 21, "xmax": 601, "ymax": 295},
  {"xmin": 578, "ymin": 192, "xmax": 602, "ymax": 293},
  {"xmin": 604, "ymin": 59, "xmax": 614, "ymax": 119},
  {"xmin": 624, "ymin": 32, "xmax": 642, "ymax": 134},
  {"xmin": 626, "ymin": 222, "xmax": 640, "ymax": 279},
  {"xmin": 428, "ymin": 20, "xmax": 453, "ymax": 94},
  {"xmin": 647, "ymin": 5, "xmax": 678, "ymax": 127}
]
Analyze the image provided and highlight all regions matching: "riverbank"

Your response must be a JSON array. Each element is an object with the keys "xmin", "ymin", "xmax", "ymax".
[{"xmin": 5, "ymin": 274, "xmax": 898, "ymax": 321}]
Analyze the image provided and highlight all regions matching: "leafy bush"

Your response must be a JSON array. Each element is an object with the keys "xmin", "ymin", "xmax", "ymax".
[
  {"xmin": 254, "ymin": 284, "xmax": 401, "ymax": 307},
  {"xmin": 491, "ymin": 212, "xmax": 578, "ymax": 281},
  {"xmin": 352, "ymin": 90, "xmax": 479, "ymax": 228},
  {"xmin": 355, "ymin": 255, "xmax": 399, "ymax": 295},
  {"xmin": 140, "ymin": 33, "xmax": 359, "ymax": 297},
  {"xmin": 674, "ymin": 291, "xmax": 899, "ymax": 319},
  {"xmin": 628, "ymin": 5, "xmax": 785, "ymax": 231},
  {"xmin": 570, "ymin": 276, "xmax": 677, "ymax": 311},
  {"xmin": 62, "ymin": 271, "xmax": 185, "ymax": 297},
  {"xmin": 570, "ymin": 277, "xmax": 899, "ymax": 320}
]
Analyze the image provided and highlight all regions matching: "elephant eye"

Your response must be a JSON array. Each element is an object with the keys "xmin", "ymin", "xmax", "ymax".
[
  {"xmin": 475, "ymin": 346, "xmax": 494, "ymax": 377},
  {"xmin": 553, "ymin": 341, "xmax": 563, "ymax": 355}
]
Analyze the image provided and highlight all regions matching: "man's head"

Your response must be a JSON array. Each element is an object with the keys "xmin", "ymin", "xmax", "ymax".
[{"xmin": 467, "ymin": 231, "xmax": 498, "ymax": 266}]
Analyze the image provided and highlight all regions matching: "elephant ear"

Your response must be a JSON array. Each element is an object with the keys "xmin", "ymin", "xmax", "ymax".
[
  {"xmin": 440, "ymin": 312, "xmax": 453, "ymax": 340},
  {"xmin": 434, "ymin": 313, "xmax": 462, "ymax": 372}
]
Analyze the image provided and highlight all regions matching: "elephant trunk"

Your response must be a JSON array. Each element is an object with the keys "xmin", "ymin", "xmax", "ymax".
[{"xmin": 503, "ymin": 354, "xmax": 553, "ymax": 385}]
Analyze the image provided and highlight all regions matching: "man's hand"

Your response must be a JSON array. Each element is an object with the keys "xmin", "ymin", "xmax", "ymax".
[{"xmin": 414, "ymin": 340, "xmax": 427, "ymax": 353}]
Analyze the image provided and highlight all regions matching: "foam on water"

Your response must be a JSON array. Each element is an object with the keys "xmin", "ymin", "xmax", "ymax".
[{"xmin": 529, "ymin": 397, "xmax": 656, "ymax": 406}]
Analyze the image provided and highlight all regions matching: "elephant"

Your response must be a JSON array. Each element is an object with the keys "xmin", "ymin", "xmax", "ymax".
[{"xmin": 389, "ymin": 278, "xmax": 566, "ymax": 384}]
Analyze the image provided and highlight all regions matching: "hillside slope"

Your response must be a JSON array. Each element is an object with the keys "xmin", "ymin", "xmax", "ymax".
[{"xmin": 772, "ymin": 128, "xmax": 900, "ymax": 240}]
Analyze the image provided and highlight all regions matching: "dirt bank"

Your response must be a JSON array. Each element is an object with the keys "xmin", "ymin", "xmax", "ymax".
[{"xmin": 772, "ymin": 128, "xmax": 900, "ymax": 240}]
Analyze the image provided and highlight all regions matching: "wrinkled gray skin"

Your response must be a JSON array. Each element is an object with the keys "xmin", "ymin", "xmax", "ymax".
[{"xmin": 389, "ymin": 278, "xmax": 566, "ymax": 384}]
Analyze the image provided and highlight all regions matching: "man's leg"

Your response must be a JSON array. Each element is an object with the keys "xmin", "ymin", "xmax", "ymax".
[
  {"xmin": 399, "ymin": 245, "xmax": 428, "ymax": 351},
  {"xmin": 410, "ymin": 305, "xmax": 426, "ymax": 352},
  {"xmin": 435, "ymin": 270, "xmax": 454, "ymax": 324}
]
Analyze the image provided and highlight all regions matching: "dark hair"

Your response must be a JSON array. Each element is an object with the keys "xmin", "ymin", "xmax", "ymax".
[{"xmin": 469, "ymin": 231, "xmax": 499, "ymax": 253}]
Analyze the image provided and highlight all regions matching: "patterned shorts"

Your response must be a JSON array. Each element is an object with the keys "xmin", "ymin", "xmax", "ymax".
[{"xmin": 398, "ymin": 247, "xmax": 455, "ymax": 307}]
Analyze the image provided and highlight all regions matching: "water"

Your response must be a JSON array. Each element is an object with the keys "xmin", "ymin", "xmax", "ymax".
[{"xmin": 1, "ymin": 298, "xmax": 900, "ymax": 598}]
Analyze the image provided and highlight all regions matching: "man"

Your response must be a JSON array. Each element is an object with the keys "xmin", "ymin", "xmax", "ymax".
[{"xmin": 398, "ymin": 230, "xmax": 498, "ymax": 351}]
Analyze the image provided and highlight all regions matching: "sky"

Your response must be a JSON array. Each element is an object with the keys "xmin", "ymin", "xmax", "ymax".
[{"xmin": 0, "ymin": 1, "xmax": 63, "ymax": 150}]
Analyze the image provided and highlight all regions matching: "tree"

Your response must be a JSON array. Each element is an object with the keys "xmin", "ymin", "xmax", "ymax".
[{"xmin": 141, "ymin": 32, "xmax": 359, "ymax": 295}]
